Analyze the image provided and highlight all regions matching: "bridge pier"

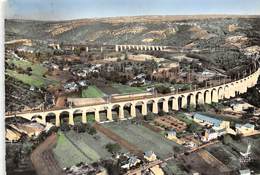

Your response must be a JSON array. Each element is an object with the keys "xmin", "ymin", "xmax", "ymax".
[
  {"xmin": 152, "ymin": 102, "xmax": 158, "ymax": 114},
  {"xmin": 172, "ymin": 98, "xmax": 179, "ymax": 111},
  {"xmin": 142, "ymin": 103, "xmax": 147, "ymax": 116},
  {"xmin": 95, "ymin": 110, "xmax": 100, "ymax": 122},
  {"xmin": 163, "ymin": 101, "xmax": 169, "ymax": 113},
  {"xmin": 130, "ymin": 105, "xmax": 136, "ymax": 117},
  {"xmin": 240, "ymin": 84, "xmax": 247, "ymax": 93},
  {"xmin": 197, "ymin": 94, "xmax": 204, "ymax": 105},
  {"xmin": 69, "ymin": 112, "xmax": 74, "ymax": 125},
  {"xmin": 224, "ymin": 90, "xmax": 230, "ymax": 99},
  {"xmin": 82, "ymin": 112, "xmax": 87, "ymax": 124},
  {"xmin": 181, "ymin": 97, "xmax": 187, "ymax": 109},
  {"xmin": 190, "ymin": 95, "xmax": 196, "ymax": 107},
  {"xmin": 212, "ymin": 92, "xmax": 218, "ymax": 103},
  {"xmin": 41, "ymin": 116, "xmax": 46, "ymax": 125},
  {"xmin": 107, "ymin": 108, "xmax": 113, "ymax": 121},
  {"xmin": 56, "ymin": 115, "xmax": 60, "ymax": 127},
  {"xmin": 119, "ymin": 106, "xmax": 124, "ymax": 119},
  {"xmin": 205, "ymin": 92, "xmax": 211, "ymax": 104}
]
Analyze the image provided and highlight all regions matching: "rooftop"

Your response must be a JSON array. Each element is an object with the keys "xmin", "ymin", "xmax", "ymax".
[{"xmin": 194, "ymin": 113, "xmax": 222, "ymax": 127}]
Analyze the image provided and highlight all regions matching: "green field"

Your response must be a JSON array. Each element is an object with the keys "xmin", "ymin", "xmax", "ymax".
[
  {"xmin": 6, "ymin": 69, "xmax": 45, "ymax": 87},
  {"xmin": 6, "ymin": 69, "xmax": 57, "ymax": 88},
  {"xmin": 6, "ymin": 58, "xmax": 57, "ymax": 88},
  {"xmin": 7, "ymin": 59, "xmax": 47, "ymax": 76},
  {"xmin": 103, "ymin": 122, "xmax": 180, "ymax": 159},
  {"xmin": 81, "ymin": 85, "xmax": 105, "ymax": 98},
  {"xmin": 112, "ymin": 83, "xmax": 145, "ymax": 94},
  {"xmin": 53, "ymin": 131, "xmax": 114, "ymax": 168},
  {"xmin": 140, "ymin": 83, "xmax": 192, "ymax": 91}
]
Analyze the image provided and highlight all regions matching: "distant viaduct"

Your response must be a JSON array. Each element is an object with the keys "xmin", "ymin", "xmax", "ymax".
[
  {"xmin": 115, "ymin": 45, "xmax": 167, "ymax": 52},
  {"xmin": 52, "ymin": 43, "xmax": 229, "ymax": 53},
  {"xmin": 6, "ymin": 68, "xmax": 260, "ymax": 127},
  {"xmin": 56, "ymin": 44, "xmax": 168, "ymax": 52}
]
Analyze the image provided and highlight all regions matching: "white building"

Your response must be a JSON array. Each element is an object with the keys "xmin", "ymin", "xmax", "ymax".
[{"xmin": 236, "ymin": 123, "xmax": 255, "ymax": 135}]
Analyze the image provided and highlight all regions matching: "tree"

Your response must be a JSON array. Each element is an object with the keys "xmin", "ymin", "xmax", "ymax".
[
  {"xmin": 223, "ymin": 134, "xmax": 232, "ymax": 145},
  {"xmin": 187, "ymin": 123, "xmax": 198, "ymax": 133},
  {"xmin": 188, "ymin": 105, "xmax": 196, "ymax": 112},
  {"xmin": 46, "ymin": 126, "xmax": 58, "ymax": 136},
  {"xmin": 172, "ymin": 146, "xmax": 181, "ymax": 154},
  {"xmin": 60, "ymin": 123, "xmax": 70, "ymax": 132},
  {"xmin": 158, "ymin": 111, "xmax": 165, "ymax": 116},
  {"xmin": 196, "ymin": 104, "xmax": 210, "ymax": 112},
  {"xmin": 73, "ymin": 123, "xmax": 86, "ymax": 133},
  {"xmin": 105, "ymin": 143, "xmax": 121, "ymax": 154},
  {"xmin": 144, "ymin": 112, "xmax": 154, "ymax": 121},
  {"xmin": 88, "ymin": 127, "xmax": 97, "ymax": 135},
  {"xmin": 155, "ymin": 85, "xmax": 171, "ymax": 94}
]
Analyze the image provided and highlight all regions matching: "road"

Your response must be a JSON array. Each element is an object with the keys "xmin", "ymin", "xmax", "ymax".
[{"xmin": 31, "ymin": 133, "xmax": 65, "ymax": 175}]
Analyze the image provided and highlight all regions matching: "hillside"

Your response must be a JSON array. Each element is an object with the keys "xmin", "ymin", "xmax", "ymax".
[{"xmin": 5, "ymin": 15, "xmax": 260, "ymax": 49}]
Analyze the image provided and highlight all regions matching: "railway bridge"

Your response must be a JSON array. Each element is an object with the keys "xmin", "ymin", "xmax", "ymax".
[
  {"xmin": 115, "ymin": 45, "xmax": 167, "ymax": 52},
  {"xmin": 6, "ymin": 68, "xmax": 260, "ymax": 127}
]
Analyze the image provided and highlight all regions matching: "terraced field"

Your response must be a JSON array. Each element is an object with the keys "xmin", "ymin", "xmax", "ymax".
[
  {"xmin": 53, "ymin": 131, "xmax": 114, "ymax": 168},
  {"xmin": 103, "ymin": 122, "xmax": 180, "ymax": 159}
]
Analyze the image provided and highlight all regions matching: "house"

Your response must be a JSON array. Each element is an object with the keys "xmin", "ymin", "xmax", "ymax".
[
  {"xmin": 16, "ymin": 46, "xmax": 35, "ymax": 54},
  {"xmin": 201, "ymin": 129, "xmax": 226, "ymax": 142},
  {"xmin": 165, "ymin": 130, "xmax": 177, "ymax": 140},
  {"xmin": 228, "ymin": 99, "xmax": 254, "ymax": 112},
  {"xmin": 121, "ymin": 156, "xmax": 141, "ymax": 169},
  {"xmin": 51, "ymin": 63, "xmax": 59, "ymax": 70},
  {"xmin": 193, "ymin": 113, "xmax": 230, "ymax": 130},
  {"xmin": 5, "ymin": 127, "xmax": 22, "ymax": 142},
  {"xmin": 134, "ymin": 73, "xmax": 146, "ymax": 80},
  {"xmin": 239, "ymin": 169, "xmax": 251, "ymax": 175},
  {"xmin": 78, "ymin": 80, "xmax": 88, "ymax": 87},
  {"xmin": 165, "ymin": 130, "xmax": 184, "ymax": 144},
  {"xmin": 235, "ymin": 123, "xmax": 255, "ymax": 135},
  {"xmin": 9, "ymin": 123, "xmax": 44, "ymax": 138},
  {"xmin": 184, "ymin": 141, "xmax": 197, "ymax": 149},
  {"xmin": 30, "ymin": 85, "xmax": 36, "ymax": 91},
  {"xmin": 64, "ymin": 82, "xmax": 79, "ymax": 92},
  {"xmin": 144, "ymin": 151, "xmax": 157, "ymax": 162}
]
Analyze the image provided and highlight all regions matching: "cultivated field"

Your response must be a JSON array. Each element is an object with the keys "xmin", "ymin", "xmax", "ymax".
[
  {"xmin": 182, "ymin": 150, "xmax": 231, "ymax": 175},
  {"xmin": 81, "ymin": 85, "xmax": 105, "ymax": 98},
  {"xmin": 205, "ymin": 143, "xmax": 241, "ymax": 170},
  {"xmin": 112, "ymin": 83, "xmax": 145, "ymax": 94},
  {"xmin": 53, "ymin": 131, "xmax": 115, "ymax": 168},
  {"xmin": 103, "ymin": 122, "xmax": 180, "ymax": 159}
]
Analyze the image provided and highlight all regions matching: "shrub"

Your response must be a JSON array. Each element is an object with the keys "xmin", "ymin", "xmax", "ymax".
[
  {"xmin": 155, "ymin": 85, "xmax": 171, "ymax": 94},
  {"xmin": 105, "ymin": 143, "xmax": 121, "ymax": 154},
  {"xmin": 73, "ymin": 123, "xmax": 86, "ymax": 133},
  {"xmin": 60, "ymin": 123, "xmax": 70, "ymax": 132}
]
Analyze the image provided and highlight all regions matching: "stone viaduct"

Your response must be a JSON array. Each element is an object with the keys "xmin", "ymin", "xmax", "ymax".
[
  {"xmin": 6, "ymin": 68, "xmax": 260, "ymax": 127},
  {"xmin": 115, "ymin": 45, "xmax": 167, "ymax": 52}
]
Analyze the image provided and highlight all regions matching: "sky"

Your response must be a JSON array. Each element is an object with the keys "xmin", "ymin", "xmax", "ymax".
[{"xmin": 4, "ymin": 0, "xmax": 260, "ymax": 20}]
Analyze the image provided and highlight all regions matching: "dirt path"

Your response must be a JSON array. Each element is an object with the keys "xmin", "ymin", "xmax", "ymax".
[
  {"xmin": 93, "ymin": 123, "xmax": 143, "ymax": 156},
  {"xmin": 31, "ymin": 133, "xmax": 65, "ymax": 175}
]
